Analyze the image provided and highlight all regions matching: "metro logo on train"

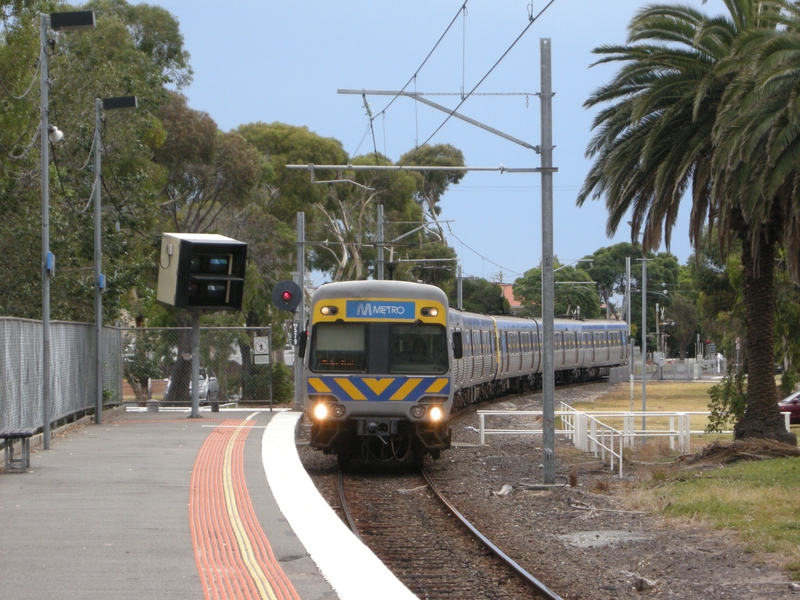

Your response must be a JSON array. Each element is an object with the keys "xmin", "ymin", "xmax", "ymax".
[{"xmin": 346, "ymin": 300, "xmax": 414, "ymax": 319}]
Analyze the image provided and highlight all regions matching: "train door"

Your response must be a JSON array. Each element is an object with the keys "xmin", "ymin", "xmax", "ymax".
[
  {"xmin": 522, "ymin": 331, "xmax": 532, "ymax": 372},
  {"xmin": 477, "ymin": 330, "xmax": 486, "ymax": 380},
  {"xmin": 501, "ymin": 331, "xmax": 509, "ymax": 376},
  {"xmin": 600, "ymin": 332, "xmax": 610, "ymax": 362},
  {"xmin": 464, "ymin": 329, "xmax": 474, "ymax": 382},
  {"xmin": 569, "ymin": 331, "xmax": 578, "ymax": 367}
]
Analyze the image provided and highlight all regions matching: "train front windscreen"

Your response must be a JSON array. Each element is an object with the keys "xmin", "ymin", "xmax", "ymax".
[{"xmin": 309, "ymin": 322, "xmax": 448, "ymax": 375}]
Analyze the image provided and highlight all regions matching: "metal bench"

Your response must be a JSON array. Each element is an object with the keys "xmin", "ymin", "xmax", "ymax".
[{"xmin": 1, "ymin": 428, "xmax": 36, "ymax": 473}]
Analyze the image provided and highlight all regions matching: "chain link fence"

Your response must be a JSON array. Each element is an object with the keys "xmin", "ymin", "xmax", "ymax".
[
  {"xmin": 0, "ymin": 317, "xmax": 123, "ymax": 431},
  {"xmin": 121, "ymin": 327, "xmax": 292, "ymax": 408}
]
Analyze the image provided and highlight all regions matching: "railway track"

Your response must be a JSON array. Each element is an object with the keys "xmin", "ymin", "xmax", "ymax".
[{"xmin": 336, "ymin": 467, "xmax": 562, "ymax": 600}]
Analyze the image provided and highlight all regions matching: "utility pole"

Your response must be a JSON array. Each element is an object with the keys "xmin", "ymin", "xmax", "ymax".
[
  {"xmin": 627, "ymin": 257, "xmax": 633, "ymax": 412},
  {"xmin": 638, "ymin": 258, "xmax": 651, "ymax": 433},
  {"xmin": 457, "ymin": 263, "xmax": 463, "ymax": 310},
  {"xmin": 41, "ymin": 10, "xmax": 96, "ymax": 448},
  {"xmin": 377, "ymin": 204, "xmax": 384, "ymax": 280},
  {"xmin": 94, "ymin": 96, "xmax": 137, "ymax": 425},
  {"xmin": 294, "ymin": 212, "xmax": 305, "ymax": 412},
  {"xmin": 540, "ymin": 38, "xmax": 555, "ymax": 485}
]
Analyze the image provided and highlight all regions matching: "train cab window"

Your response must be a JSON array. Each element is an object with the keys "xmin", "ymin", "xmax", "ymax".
[
  {"xmin": 388, "ymin": 324, "xmax": 448, "ymax": 374},
  {"xmin": 309, "ymin": 323, "xmax": 366, "ymax": 372}
]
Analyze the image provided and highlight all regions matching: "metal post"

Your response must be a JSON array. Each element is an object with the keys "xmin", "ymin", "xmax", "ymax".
[
  {"xmin": 627, "ymin": 257, "xmax": 633, "ymax": 412},
  {"xmin": 641, "ymin": 259, "xmax": 647, "ymax": 433},
  {"xmin": 94, "ymin": 99, "xmax": 103, "ymax": 424},
  {"xmin": 540, "ymin": 38, "xmax": 555, "ymax": 484},
  {"xmin": 377, "ymin": 204, "xmax": 384, "ymax": 280},
  {"xmin": 189, "ymin": 312, "xmax": 201, "ymax": 418},
  {"xmin": 40, "ymin": 15, "xmax": 52, "ymax": 449},
  {"xmin": 457, "ymin": 264, "xmax": 463, "ymax": 310},
  {"xmin": 294, "ymin": 212, "xmax": 305, "ymax": 412},
  {"xmin": 655, "ymin": 302, "xmax": 661, "ymax": 381},
  {"xmin": 269, "ymin": 326, "xmax": 273, "ymax": 412}
]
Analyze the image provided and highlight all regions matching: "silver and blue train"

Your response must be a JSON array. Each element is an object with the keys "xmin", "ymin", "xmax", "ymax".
[{"xmin": 298, "ymin": 280, "xmax": 629, "ymax": 464}]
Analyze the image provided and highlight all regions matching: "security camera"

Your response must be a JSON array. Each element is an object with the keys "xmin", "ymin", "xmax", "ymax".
[{"xmin": 48, "ymin": 125, "xmax": 64, "ymax": 143}]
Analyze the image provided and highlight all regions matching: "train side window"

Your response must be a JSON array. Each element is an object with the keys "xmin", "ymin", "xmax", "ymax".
[{"xmin": 453, "ymin": 331, "xmax": 464, "ymax": 359}]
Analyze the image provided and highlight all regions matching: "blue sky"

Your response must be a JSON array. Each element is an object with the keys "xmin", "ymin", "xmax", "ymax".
[{"xmin": 134, "ymin": 0, "xmax": 727, "ymax": 283}]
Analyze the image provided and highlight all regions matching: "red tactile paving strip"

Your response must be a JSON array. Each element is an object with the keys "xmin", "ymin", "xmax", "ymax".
[{"xmin": 188, "ymin": 418, "xmax": 301, "ymax": 600}]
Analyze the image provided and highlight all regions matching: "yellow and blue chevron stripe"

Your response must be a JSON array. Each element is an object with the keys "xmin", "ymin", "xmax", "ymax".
[{"xmin": 307, "ymin": 376, "xmax": 450, "ymax": 402}]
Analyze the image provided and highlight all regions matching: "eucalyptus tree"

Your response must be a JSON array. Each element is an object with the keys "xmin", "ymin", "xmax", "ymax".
[
  {"xmin": 513, "ymin": 261, "xmax": 601, "ymax": 319},
  {"xmin": 398, "ymin": 143, "xmax": 465, "ymax": 241},
  {"xmin": 578, "ymin": 0, "xmax": 794, "ymax": 443},
  {"xmin": 0, "ymin": 0, "xmax": 191, "ymax": 321}
]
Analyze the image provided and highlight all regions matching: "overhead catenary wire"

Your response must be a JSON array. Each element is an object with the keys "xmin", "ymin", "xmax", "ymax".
[
  {"xmin": 402, "ymin": 0, "xmax": 558, "ymax": 163},
  {"xmin": 372, "ymin": 2, "xmax": 469, "ymax": 125},
  {"xmin": 446, "ymin": 222, "xmax": 522, "ymax": 277}
]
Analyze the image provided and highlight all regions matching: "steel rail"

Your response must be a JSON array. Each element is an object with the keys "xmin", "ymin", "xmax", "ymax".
[
  {"xmin": 337, "ymin": 469, "xmax": 364, "ymax": 543},
  {"xmin": 421, "ymin": 468, "xmax": 564, "ymax": 600}
]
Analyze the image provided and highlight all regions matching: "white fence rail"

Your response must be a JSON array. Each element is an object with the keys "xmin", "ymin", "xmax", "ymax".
[{"xmin": 475, "ymin": 406, "xmax": 795, "ymax": 479}]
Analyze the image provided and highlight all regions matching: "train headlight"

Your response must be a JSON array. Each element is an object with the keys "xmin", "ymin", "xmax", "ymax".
[
  {"xmin": 313, "ymin": 403, "xmax": 329, "ymax": 420},
  {"xmin": 429, "ymin": 406, "xmax": 444, "ymax": 422},
  {"xmin": 420, "ymin": 307, "xmax": 439, "ymax": 317},
  {"xmin": 410, "ymin": 405, "xmax": 426, "ymax": 418},
  {"xmin": 320, "ymin": 306, "xmax": 339, "ymax": 316},
  {"xmin": 332, "ymin": 404, "xmax": 346, "ymax": 418}
]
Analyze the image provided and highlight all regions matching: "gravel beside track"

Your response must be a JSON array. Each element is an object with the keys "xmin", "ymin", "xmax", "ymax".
[
  {"xmin": 300, "ymin": 382, "xmax": 799, "ymax": 599},
  {"xmin": 338, "ymin": 470, "xmax": 542, "ymax": 598}
]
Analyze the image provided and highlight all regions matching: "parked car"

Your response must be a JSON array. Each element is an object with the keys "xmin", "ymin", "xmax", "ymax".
[
  {"xmin": 164, "ymin": 368, "xmax": 219, "ymax": 403},
  {"xmin": 778, "ymin": 390, "xmax": 800, "ymax": 424}
]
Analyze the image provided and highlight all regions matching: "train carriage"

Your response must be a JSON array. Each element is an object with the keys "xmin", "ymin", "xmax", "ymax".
[
  {"xmin": 300, "ymin": 280, "xmax": 629, "ymax": 465},
  {"xmin": 302, "ymin": 280, "xmax": 454, "ymax": 464}
]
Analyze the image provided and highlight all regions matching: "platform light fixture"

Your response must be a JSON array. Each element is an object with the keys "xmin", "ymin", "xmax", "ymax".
[
  {"xmin": 94, "ymin": 95, "xmax": 138, "ymax": 426},
  {"xmin": 41, "ymin": 10, "xmax": 95, "ymax": 450}
]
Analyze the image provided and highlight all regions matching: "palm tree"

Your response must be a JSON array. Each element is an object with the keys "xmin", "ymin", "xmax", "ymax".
[
  {"xmin": 711, "ymin": 1, "xmax": 800, "ymax": 440},
  {"xmin": 578, "ymin": 0, "xmax": 795, "ymax": 444}
]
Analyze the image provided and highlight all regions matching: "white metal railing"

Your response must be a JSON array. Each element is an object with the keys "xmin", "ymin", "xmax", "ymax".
[
  {"xmin": 475, "ymin": 407, "xmax": 796, "ymax": 479},
  {"xmin": 476, "ymin": 409, "xmax": 624, "ymax": 477}
]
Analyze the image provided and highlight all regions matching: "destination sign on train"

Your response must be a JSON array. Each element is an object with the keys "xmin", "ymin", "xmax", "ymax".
[{"xmin": 346, "ymin": 300, "xmax": 415, "ymax": 319}]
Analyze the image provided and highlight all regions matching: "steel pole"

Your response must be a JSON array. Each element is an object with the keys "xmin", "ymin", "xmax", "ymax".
[
  {"xmin": 94, "ymin": 99, "xmax": 103, "ymax": 424},
  {"xmin": 294, "ymin": 212, "xmax": 305, "ymax": 412},
  {"xmin": 40, "ymin": 15, "xmax": 52, "ymax": 449},
  {"xmin": 457, "ymin": 264, "xmax": 463, "ymax": 311},
  {"xmin": 540, "ymin": 39, "xmax": 555, "ymax": 484},
  {"xmin": 190, "ymin": 312, "xmax": 200, "ymax": 418},
  {"xmin": 377, "ymin": 204, "xmax": 384, "ymax": 280},
  {"xmin": 627, "ymin": 257, "xmax": 633, "ymax": 412},
  {"xmin": 641, "ymin": 259, "xmax": 647, "ymax": 432},
  {"xmin": 269, "ymin": 326, "xmax": 273, "ymax": 412}
]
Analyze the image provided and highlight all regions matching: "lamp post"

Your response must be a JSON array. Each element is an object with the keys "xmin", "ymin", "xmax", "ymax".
[
  {"xmin": 40, "ymin": 10, "xmax": 95, "ymax": 450},
  {"xmin": 94, "ymin": 95, "xmax": 137, "ymax": 425}
]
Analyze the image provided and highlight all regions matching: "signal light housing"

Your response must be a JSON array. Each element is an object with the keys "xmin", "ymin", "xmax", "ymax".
[
  {"xmin": 272, "ymin": 280, "xmax": 302, "ymax": 311},
  {"xmin": 156, "ymin": 233, "xmax": 247, "ymax": 311}
]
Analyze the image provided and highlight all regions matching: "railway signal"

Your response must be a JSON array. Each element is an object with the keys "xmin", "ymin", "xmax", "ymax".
[{"xmin": 272, "ymin": 280, "xmax": 302, "ymax": 312}]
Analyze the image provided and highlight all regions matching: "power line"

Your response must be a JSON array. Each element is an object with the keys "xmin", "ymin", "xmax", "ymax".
[
  {"xmin": 405, "ymin": 0, "xmax": 558, "ymax": 161},
  {"xmin": 372, "ymin": 1, "xmax": 469, "ymax": 126},
  {"xmin": 446, "ymin": 222, "xmax": 522, "ymax": 277}
]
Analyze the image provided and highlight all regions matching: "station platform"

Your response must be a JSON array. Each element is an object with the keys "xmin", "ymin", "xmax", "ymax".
[{"xmin": 0, "ymin": 408, "xmax": 416, "ymax": 599}]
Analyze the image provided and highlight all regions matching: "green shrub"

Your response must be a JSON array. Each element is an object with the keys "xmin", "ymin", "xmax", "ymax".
[{"xmin": 706, "ymin": 373, "xmax": 747, "ymax": 433}]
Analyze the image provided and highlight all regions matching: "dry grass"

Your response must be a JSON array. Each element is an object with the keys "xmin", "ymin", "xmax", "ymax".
[
  {"xmin": 570, "ymin": 381, "xmax": 728, "ymax": 447},
  {"xmin": 571, "ymin": 383, "xmax": 800, "ymax": 580}
]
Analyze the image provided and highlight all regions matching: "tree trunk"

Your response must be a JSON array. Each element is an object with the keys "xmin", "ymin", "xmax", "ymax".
[{"xmin": 734, "ymin": 233, "xmax": 796, "ymax": 444}]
